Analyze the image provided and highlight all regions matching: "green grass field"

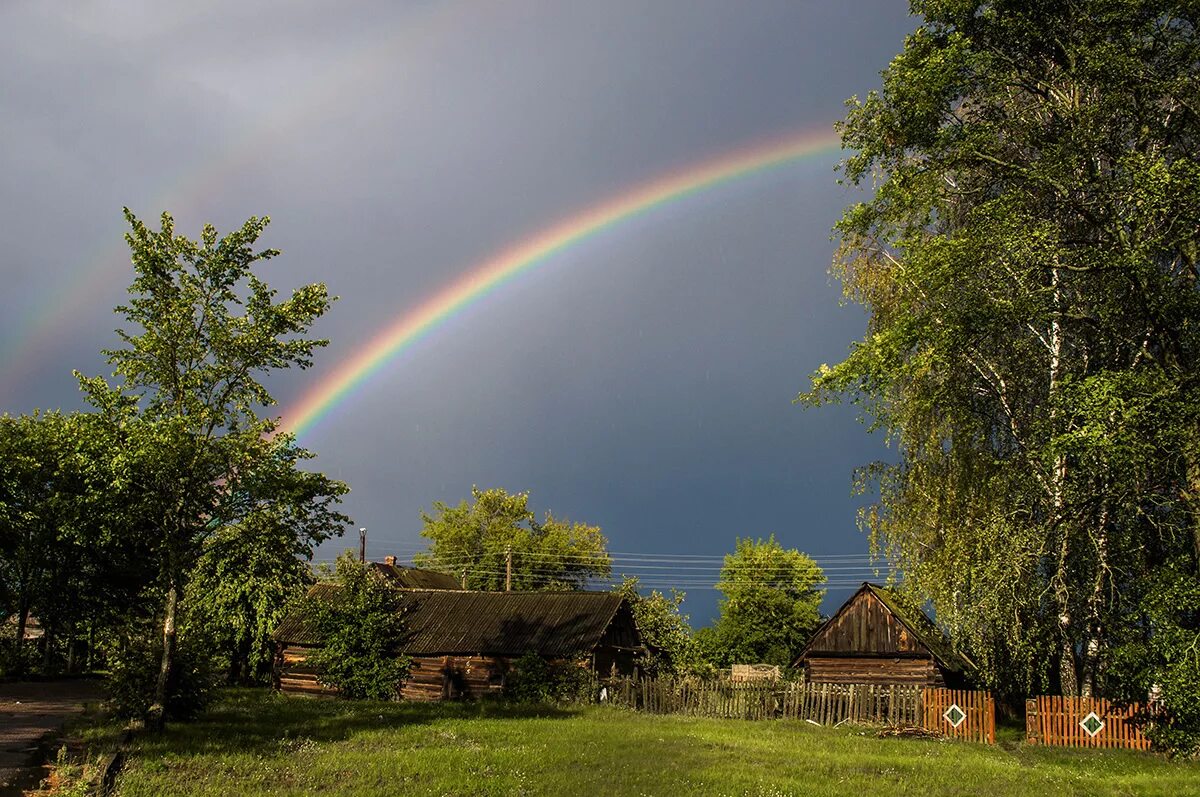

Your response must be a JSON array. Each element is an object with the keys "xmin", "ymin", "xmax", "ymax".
[{"xmin": 77, "ymin": 690, "xmax": 1199, "ymax": 796}]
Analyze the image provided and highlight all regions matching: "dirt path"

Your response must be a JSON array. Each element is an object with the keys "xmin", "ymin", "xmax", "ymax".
[{"xmin": 0, "ymin": 680, "xmax": 106, "ymax": 794}]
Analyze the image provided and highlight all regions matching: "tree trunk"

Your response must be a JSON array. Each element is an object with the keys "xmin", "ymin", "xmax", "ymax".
[
  {"xmin": 1047, "ymin": 264, "xmax": 1079, "ymax": 696},
  {"xmin": 149, "ymin": 578, "xmax": 180, "ymax": 730},
  {"xmin": 41, "ymin": 622, "xmax": 53, "ymax": 674},
  {"xmin": 13, "ymin": 603, "xmax": 28, "ymax": 676},
  {"xmin": 1186, "ymin": 441, "xmax": 1200, "ymax": 570}
]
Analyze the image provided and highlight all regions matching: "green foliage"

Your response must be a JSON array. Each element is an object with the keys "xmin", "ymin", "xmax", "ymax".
[
  {"xmin": 415, "ymin": 487, "xmax": 611, "ymax": 590},
  {"xmin": 504, "ymin": 651, "xmax": 596, "ymax": 703},
  {"xmin": 305, "ymin": 553, "xmax": 411, "ymax": 700},
  {"xmin": 799, "ymin": 0, "xmax": 1200, "ymax": 748},
  {"xmin": 613, "ymin": 577, "xmax": 701, "ymax": 676},
  {"xmin": 1106, "ymin": 563, "xmax": 1200, "ymax": 756},
  {"xmin": 0, "ymin": 411, "xmax": 149, "ymax": 676},
  {"xmin": 75, "ymin": 210, "xmax": 349, "ymax": 722},
  {"xmin": 697, "ymin": 536, "xmax": 825, "ymax": 668},
  {"xmin": 107, "ymin": 630, "xmax": 222, "ymax": 721},
  {"xmin": 184, "ymin": 515, "xmax": 316, "ymax": 684}
]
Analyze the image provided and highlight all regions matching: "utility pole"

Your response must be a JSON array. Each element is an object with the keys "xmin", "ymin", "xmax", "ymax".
[
  {"xmin": 461, "ymin": 569, "xmax": 467, "ymax": 590},
  {"xmin": 505, "ymin": 547, "xmax": 513, "ymax": 592},
  {"xmin": 359, "ymin": 528, "xmax": 367, "ymax": 563}
]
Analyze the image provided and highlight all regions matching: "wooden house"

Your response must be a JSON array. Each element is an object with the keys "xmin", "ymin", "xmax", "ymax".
[
  {"xmin": 793, "ymin": 583, "xmax": 973, "ymax": 687},
  {"xmin": 274, "ymin": 586, "xmax": 645, "ymax": 700}
]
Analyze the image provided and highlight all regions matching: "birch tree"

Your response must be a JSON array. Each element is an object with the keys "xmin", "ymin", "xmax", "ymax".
[
  {"xmin": 801, "ymin": 0, "xmax": 1200, "ymax": 724},
  {"xmin": 79, "ymin": 210, "xmax": 349, "ymax": 726}
]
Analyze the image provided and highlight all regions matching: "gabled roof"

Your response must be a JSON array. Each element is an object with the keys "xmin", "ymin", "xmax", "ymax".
[
  {"xmin": 274, "ymin": 587, "xmax": 640, "ymax": 657},
  {"xmin": 370, "ymin": 563, "xmax": 461, "ymax": 590},
  {"xmin": 795, "ymin": 583, "xmax": 974, "ymax": 673}
]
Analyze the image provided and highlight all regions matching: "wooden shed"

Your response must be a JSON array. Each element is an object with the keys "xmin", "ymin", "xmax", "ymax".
[
  {"xmin": 793, "ymin": 583, "xmax": 973, "ymax": 687},
  {"xmin": 274, "ymin": 586, "xmax": 645, "ymax": 700}
]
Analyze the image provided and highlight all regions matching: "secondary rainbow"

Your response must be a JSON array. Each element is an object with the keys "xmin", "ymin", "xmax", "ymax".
[{"xmin": 280, "ymin": 127, "xmax": 842, "ymax": 437}]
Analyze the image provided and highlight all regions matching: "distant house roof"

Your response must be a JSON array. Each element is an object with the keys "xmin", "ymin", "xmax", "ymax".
[
  {"xmin": 3, "ymin": 614, "xmax": 43, "ymax": 640},
  {"xmin": 370, "ymin": 563, "xmax": 461, "ymax": 590},
  {"xmin": 796, "ymin": 583, "xmax": 974, "ymax": 673},
  {"xmin": 274, "ymin": 587, "xmax": 641, "ymax": 658}
]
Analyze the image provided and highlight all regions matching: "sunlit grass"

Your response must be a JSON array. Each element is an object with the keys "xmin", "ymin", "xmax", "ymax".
[{"xmin": 89, "ymin": 689, "xmax": 1200, "ymax": 796}]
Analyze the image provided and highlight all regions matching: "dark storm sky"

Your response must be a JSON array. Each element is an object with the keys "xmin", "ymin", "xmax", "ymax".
[{"xmin": 0, "ymin": 1, "xmax": 916, "ymax": 623}]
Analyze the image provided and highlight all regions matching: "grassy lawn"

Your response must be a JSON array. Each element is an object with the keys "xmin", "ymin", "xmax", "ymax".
[{"xmin": 80, "ymin": 689, "xmax": 1198, "ymax": 796}]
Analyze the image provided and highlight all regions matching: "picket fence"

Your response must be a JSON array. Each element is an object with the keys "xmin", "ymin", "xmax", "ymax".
[
  {"xmin": 1026, "ymin": 696, "xmax": 1154, "ymax": 751},
  {"xmin": 923, "ymin": 687, "xmax": 995, "ymax": 744},
  {"xmin": 604, "ymin": 678, "xmax": 944, "ymax": 728}
]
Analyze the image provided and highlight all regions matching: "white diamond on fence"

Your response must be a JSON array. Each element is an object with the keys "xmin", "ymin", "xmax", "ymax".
[
  {"xmin": 1080, "ymin": 711, "xmax": 1105, "ymax": 737},
  {"xmin": 943, "ymin": 703, "xmax": 966, "ymax": 728}
]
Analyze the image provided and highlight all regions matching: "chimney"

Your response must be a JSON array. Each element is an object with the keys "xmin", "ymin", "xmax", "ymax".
[{"xmin": 383, "ymin": 555, "xmax": 396, "ymax": 567}]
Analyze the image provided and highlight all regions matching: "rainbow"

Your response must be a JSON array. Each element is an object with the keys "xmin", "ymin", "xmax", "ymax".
[{"xmin": 279, "ymin": 127, "xmax": 842, "ymax": 438}]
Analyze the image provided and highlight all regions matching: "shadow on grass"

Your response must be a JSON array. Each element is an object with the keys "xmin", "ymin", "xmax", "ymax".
[{"xmin": 134, "ymin": 688, "xmax": 581, "ymax": 759}]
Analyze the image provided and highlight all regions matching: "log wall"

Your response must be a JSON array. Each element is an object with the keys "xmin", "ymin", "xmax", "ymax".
[
  {"xmin": 277, "ymin": 645, "xmax": 339, "ymax": 697},
  {"xmin": 400, "ymin": 655, "xmax": 508, "ymax": 701},
  {"xmin": 805, "ymin": 655, "xmax": 943, "ymax": 686}
]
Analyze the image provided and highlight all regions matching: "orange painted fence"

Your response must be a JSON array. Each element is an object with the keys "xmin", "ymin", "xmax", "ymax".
[
  {"xmin": 1025, "ymin": 696, "xmax": 1154, "ymax": 750},
  {"xmin": 921, "ymin": 687, "xmax": 995, "ymax": 744}
]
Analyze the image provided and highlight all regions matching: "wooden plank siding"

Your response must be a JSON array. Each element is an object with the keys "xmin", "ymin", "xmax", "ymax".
[
  {"xmin": 795, "ymin": 585, "xmax": 971, "ymax": 688},
  {"xmin": 1025, "ymin": 696, "xmax": 1154, "ymax": 751},
  {"xmin": 807, "ymin": 590, "xmax": 929, "ymax": 656},
  {"xmin": 273, "ymin": 588, "xmax": 646, "ymax": 701}
]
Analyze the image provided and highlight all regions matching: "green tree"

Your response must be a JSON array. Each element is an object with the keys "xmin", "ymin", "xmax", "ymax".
[
  {"xmin": 696, "ymin": 536, "xmax": 825, "ymax": 668},
  {"xmin": 305, "ymin": 552, "xmax": 410, "ymax": 700},
  {"xmin": 614, "ymin": 576, "xmax": 700, "ymax": 677},
  {"xmin": 415, "ymin": 487, "xmax": 611, "ymax": 590},
  {"xmin": 183, "ymin": 511, "xmax": 316, "ymax": 684},
  {"xmin": 79, "ymin": 210, "xmax": 349, "ymax": 725},
  {"xmin": 0, "ymin": 411, "xmax": 147, "ymax": 675},
  {"xmin": 799, "ymin": 0, "xmax": 1200, "ymax": 740}
]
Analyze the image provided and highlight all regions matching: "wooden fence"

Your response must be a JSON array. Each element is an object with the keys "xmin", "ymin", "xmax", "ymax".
[
  {"xmin": 1025, "ymin": 696, "xmax": 1153, "ymax": 750},
  {"xmin": 603, "ymin": 678, "xmax": 924, "ymax": 728},
  {"xmin": 922, "ymin": 687, "xmax": 995, "ymax": 744},
  {"xmin": 785, "ymin": 682, "xmax": 922, "ymax": 727}
]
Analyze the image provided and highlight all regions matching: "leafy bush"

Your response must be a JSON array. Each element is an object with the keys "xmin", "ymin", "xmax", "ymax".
[
  {"xmin": 0, "ymin": 637, "xmax": 41, "ymax": 678},
  {"xmin": 304, "ymin": 553, "xmax": 411, "ymax": 700},
  {"xmin": 505, "ymin": 651, "xmax": 596, "ymax": 703},
  {"xmin": 614, "ymin": 577, "xmax": 703, "ymax": 677},
  {"xmin": 107, "ymin": 635, "xmax": 221, "ymax": 720},
  {"xmin": 1106, "ymin": 564, "xmax": 1200, "ymax": 757}
]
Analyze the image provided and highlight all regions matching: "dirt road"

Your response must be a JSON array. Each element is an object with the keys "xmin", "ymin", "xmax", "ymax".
[{"xmin": 0, "ymin": 680, "xmax": 106, "ymax": 794}]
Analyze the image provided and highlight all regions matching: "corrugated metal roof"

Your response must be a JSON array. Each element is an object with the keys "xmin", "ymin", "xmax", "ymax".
[
  {"xmin": 371, "ymin": 563, "xmax": 462, "ymax": 590},
  {"xmin": 274, "ymin": 588, "xmax": 634, "ymax": 657}
]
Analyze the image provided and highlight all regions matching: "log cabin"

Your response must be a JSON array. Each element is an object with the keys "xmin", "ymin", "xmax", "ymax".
[
  {"xmin": 793, "ymin": 582, "xmax": 974, "ymax": 687},
  {"xmin": 273, "ymin": 582, "xmax": 645, "ymax": 700}
]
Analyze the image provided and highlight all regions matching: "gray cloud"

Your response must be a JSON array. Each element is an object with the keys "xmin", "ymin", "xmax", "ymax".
[{"xmin": 0, "ymin": 0, "xmax": 914, "ymax": 620}]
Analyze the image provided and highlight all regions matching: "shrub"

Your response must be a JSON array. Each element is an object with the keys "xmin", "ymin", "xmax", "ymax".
[
  {"xmin": 505, "ymin": 651, "xmax": 596, "ymax": 704},
  {"xmin": 304, "ymin": 553, "xmax": 411, "ymax": 700},
  {"xmin": 107, "ymin": 635, "xmax": 221, "ymax": 720}
]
